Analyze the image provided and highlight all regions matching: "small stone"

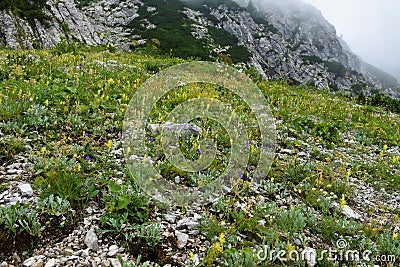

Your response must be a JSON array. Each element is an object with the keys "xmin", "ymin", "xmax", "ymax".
[
  {"xmin": 281, "ymin": 149, "xmax": 294, "ymax": 155},
  {"xmin": 12, "ymin": 253, "xmax": 21, "ymax": 264},
  {"xmin": 164, "ymin": 214, "xmax": 176, "ymax": 223},
  {"xmin": 109, "ymin": 258, "xmax": 121, "ymax": 267},
  {"xmin": 101, "ymin": 260, "xmax": 110, "ymax": 267},
  {"xmin": 174, "ymin": 176, "xmax": 181, "ymax": 184},
  {"xmin": 44, "ymin": 259, "xmax": 56, "ymax": 267},
  {"xmin": 81, "ymin": 248, "xmax": 90, "ymax": 257},
  {"xmin": 32, "ymin": 259, "xmax": 44, "ymax": 267},
  {"xmin": 107, "ymin": 245, "xmax": 119, "ymax": 257},
  {"xmin": 18, "ymin": 184, "xmax": 33, "ymax": 197},
  {"xmin": 6, "ymin": 169, "xmax": 19, "ymax": 175},
  {"xmin": 342, "ymin": 205, "xmax": 362, "ymax": 220},
  {"xmin": 22, "ymin": 257, "xmax": 36, "ymax": 266},
  {"xmin": 85, "ymin": 229, "xmax": 99, "ymax": 251},
  {"xmin": 0, "ymin": 262, "xmax": 7, "ymax": 267},
  {"xmin": 64, "ymin": 248, "xmax": 73, "ymax": 256},
  {"xmin": 175, "ymin": 230, "xmax": 189, "ymax": 248},
  {"xmin": 0, "ymin": 190, "xmax": 8, "ymax": 200}
]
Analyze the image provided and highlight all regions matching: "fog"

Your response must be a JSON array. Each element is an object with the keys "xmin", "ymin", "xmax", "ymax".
[
  {"xmin": 235, "ymin": 0, "xmax": 400, "ymax": 81},
  {"xmin": 300, "ymin": 0, "xmax": 400, "ymax": 81}
]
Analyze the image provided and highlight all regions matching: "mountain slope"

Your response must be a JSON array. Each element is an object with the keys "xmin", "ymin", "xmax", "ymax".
[{"xmin": 0, "ymin": 0, "xmax": 399, "ymax": 98}]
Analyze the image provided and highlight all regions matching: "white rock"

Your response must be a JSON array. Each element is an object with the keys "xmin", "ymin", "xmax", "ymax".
[
  {"xmin": 281, "ymin": 149, "xmax": 294, "ymax": 154},
  {"xmin": 109, "ymin": 258, "xmax": 121, "ymax": 267},
  {"xmin": 107, "ymin": 245, "xmax": 119, "ymax": 257},
  {"xmin": 164, "ymin": 214, "xmax": 176, "ymax": 223},
  {"xmin": 23, "ymin": 256, "xmax": 36, "ymax": 267},
  {"xmin": 85, "ymin": 229, "xmax": 99, "ymax": 251},
  {"xmin": 342, "ymin": 205, "xmax": 362, "ymax": 220},
  {"xmin": 0, "ymin": 262, "xmax": 7, "ymax": 267},
  {"xmin": 18, "ymin": 184, "xmax": 33, "ymax": 197},
  {"xmin": 81, "ymin": 248, "xmax": 90, "ymax": 257},
  {"xmin": 44, "ymin": 259, "xmax": 57, "ymax": 267},
  {"xmin": 32, "ymin": 259, "xmax": 44, "ymax": 267},
  {"xmin": 175, "ymin": 230, "xmax": 189, "ymax": 248}
]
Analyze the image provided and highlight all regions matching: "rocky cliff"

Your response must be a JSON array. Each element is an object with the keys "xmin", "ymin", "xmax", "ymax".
[{"xmin": 0, "ymin": 0, "xmax": 399, "ymax": 98}]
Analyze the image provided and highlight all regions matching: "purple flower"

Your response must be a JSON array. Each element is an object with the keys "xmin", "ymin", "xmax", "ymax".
[
  {"xmin": 45, "ymin": 89, "xmax": 49, "ymax": 93},
  {"xmin": 197, "ymin": 148, "xmax": 202, "ymax": 154},
  {"xmin": 348, "ymin": 114, "xmax": 353, "ymax": 118},
  {"xmin": 288, "ymin": 146, "xmax": 293, "ymax": 149},
  {"xmin": 155, "ymin": 129, "xmax": 160, "ymax": 133},
  {"xmin": 85, "ymin": 132, "xmax": 89, "ymax": 137},
  {"xmin": 149, "ymin": 137, "xmax": 155, "ymax": 142},
  {"xmin": 85, "ymin": 156, "xmax": 90, "ymax": 161},
  {"xmin": 238, "ymin": 171, "xmax": 244, "ymax": 179}
]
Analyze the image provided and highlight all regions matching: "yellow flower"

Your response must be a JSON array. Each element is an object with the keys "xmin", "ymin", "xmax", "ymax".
[
  {"xmin": 383, "ymin": 145, "xmax": 388, "ymax": 151},
  {"xmin": 393, "ymin": 232, "xmax": 398, "ymax": 239},
  {"xmin": 73, "ymin": 153, "xmax": 77, "ymax": 158},
  {"xmin": 212, "ymin": 242, "xmax": 223, "ymax": 253},
  {"xmin": 44, "ymin": 99, "xmax": 49, "ymax": 106},
  {"xmin": 286, "ymin": 243, "xmax": 296, "ymax": 253},
  {"xmin": 189, "ymin": 252, "xmax": 194, "ymax": 261},
  {"xmin": 106, "ymin": 140, "xmax": 113, "ymax": 151},
  {"xmin": 346, "ymin": 170, "xmax": 351, "ymax": 178},
  {"xmin": 290, "ymin": 205, "xmax": 295, "ymax": 210},
  {"xmin": 340, "ymin": 194, "xmax": 347, "ymax": 208},
  {"xmin": 271, "ymin": 177, "xmax": 275, "ymax": 182},
  {"xmin": 41, "ymin": 147, "xmax": 47, "ymax": 153},
  {"xmin": 77, "ymin": 164, "xmax": 81, "ymax": 171},
  {"xmin": 218, "ymin": 233, "xmax": 226, "ymax": 243}
]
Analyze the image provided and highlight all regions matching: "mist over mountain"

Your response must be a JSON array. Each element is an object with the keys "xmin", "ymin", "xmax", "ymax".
[{"xmin": 0, "ymin": 0, "xmax": 399, "ymax": 98}]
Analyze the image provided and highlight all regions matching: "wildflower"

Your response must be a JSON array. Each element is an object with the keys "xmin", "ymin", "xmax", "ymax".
[
  {"xmin": 290, "ymin": 205, "xmax": 295, "ymax": 210},
  {"xmin": 393, "ymin": 232, "xmax": 398, "ymax": 239},
  {"xmin": 85, "ymin": 156, "xmax": 90, "ymax": 161},
  {"xmin": 85, "ymin": 132, "xmax": 89, "ymax": 137},
  {"xmin": 238, "ymin": 171, "xmax": 244, "ymax": 179},
  {"xmin": 197, "ymin": 148, "xmax": 202, "ymax": 154},
  {"xmin": 286, "ymin": 243, "xmax": 296, "ymax": 253},
  {"xmin": 383, "ymin": 145, "xmax": 388, "ymax": 152},
  {"xmin": 218, "ymin": 233, "xmax": 226, "ymax": 243},
  {"xmin": 41, "ymin": 147, "xmax": 47, "ymax": 153},
  {"xmin": 106, "ymin": 140, "xmax": 113, "ymax": 151},
  {"xmin": 73, "ymin": 153, "xmax": 77, "ymax": 158},
  {"xmin": 45, "ymin": 99, "xmax": 49, "ymax": 106},
  {"xmin": 271, "ymin": 177, "xmax": 274, "ymax": 182},
  {"xmin": 346, "ymin": 170, "xmax": 351, "ymax": 178},
  {"xmin": 77, "ymin": 164, "xmax": 81, "ymax": 171},
  {"xmin": 212, "ymin": 242, "xmax": 223, "ymax": 253},
  {"xmin": 45, "ymin": 89, "xmax": 49, "ymax": 93},
  {"xmin": 149, "ymin": 137, "xmax": 155, "ymax": 142},
  {"xmin": 340, "ymin": 194, "xmax": 347, "ymax": 208},
  {"xmin": 189, "ymin": 252, "xmax": 194, "ymax": 261}
]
